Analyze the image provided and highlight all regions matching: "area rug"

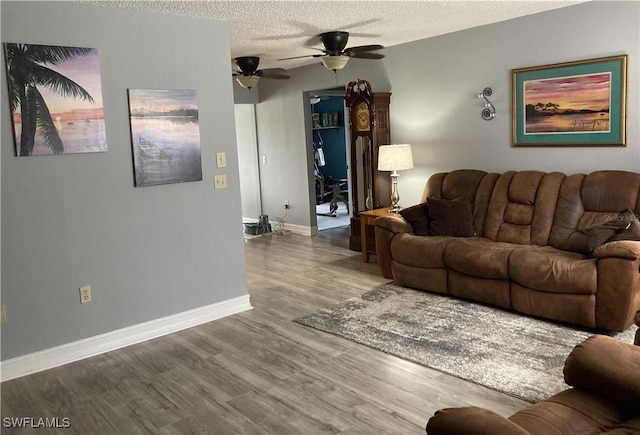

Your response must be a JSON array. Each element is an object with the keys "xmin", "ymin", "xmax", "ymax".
[{"xmin": 293, "ymin": 284, "xmax": 637, "ymax": 403}]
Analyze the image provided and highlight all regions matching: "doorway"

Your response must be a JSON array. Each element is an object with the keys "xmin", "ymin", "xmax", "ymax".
[{"xmin": 310, "ymin": 92, "xmax": 351, "ymax": 231}]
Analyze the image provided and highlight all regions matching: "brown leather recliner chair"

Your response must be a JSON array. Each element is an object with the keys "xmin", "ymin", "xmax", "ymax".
[{"xmin": 426, "ymin": 335, "xmax": 640, "ymax": 435}]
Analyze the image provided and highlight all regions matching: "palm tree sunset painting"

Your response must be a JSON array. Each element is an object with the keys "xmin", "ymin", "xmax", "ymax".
[
  {"xmin": 4, "ymin": 43, "xmax": 107, "ymax": 156},
  {"xmin": 524, "ymin": 72, "xmax": 611, "ymax": 134}
]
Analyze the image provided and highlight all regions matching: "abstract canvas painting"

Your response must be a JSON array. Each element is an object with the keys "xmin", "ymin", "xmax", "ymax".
[
  {"xmin": 127, "ymin": 89, "xmax": 203, "ymax": 187},
  {"xmin": 3, "ymin": 43, "xmax": 107, "ymax": 156}
]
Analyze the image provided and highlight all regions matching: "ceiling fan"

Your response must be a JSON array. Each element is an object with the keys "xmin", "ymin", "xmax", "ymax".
[
  {"xmin": 233, "ymin": 56, "xmax": 289, "ymax": 89},
  {"xmin": 310, "ymin": 94, "xmax": 330, "ymax": 105},
  {"xmin": 279, "ymin": 31, "xmax": 385, "ymax": 71}
]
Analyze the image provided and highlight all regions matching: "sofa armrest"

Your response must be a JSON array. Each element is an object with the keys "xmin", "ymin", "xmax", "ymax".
[
  {"xmin": 564, "ymin": 335, "xmax": 640, "ymax": 413},
  {"xmin": 592, "ymin": 241, "xmax": 640, "ymax": 331},
  {"xmin": 426, "ymin": 407, "xmax": 531, "ymax": 435},
  {"xmin": 375, "ymin": 215, "xmax": 412, "ymax": 234},
  {"xmin": 593, "ymin": 240, "xmax": 640, "ymax": 260},
  {"xmin": 374, "ymin": 216, "xmax": 412, "ymax": 279}
]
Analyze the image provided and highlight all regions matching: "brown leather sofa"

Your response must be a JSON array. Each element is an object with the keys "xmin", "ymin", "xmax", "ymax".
[
  {"xmin": 375, "ymin": 169, "xmax": 640, "ymax": 331},
  {"xmin": 426, "ymin": 335, "xmax": 640, "ymax": 435}
]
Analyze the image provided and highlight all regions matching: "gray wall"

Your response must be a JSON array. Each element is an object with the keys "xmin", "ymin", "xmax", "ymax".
[
  {"xmin": 254, "ymin": 61, "xmax": 391, "ymax": 230},
  {"xmin": 1, "ymin": 2, "xmax": 248, "ymax": 359},
  {"xmin": 248, "ymin": 1, "xmax": 639, "ymax": 227},
  {"xmin": 386, "ymin": 0, "xmax": 640, "ymax": 204},
  {"xmin": 235, "ymin": 104, "xmax": 262, "ymax": 221}
]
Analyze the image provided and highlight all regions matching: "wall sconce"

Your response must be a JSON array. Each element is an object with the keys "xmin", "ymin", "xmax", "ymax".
[{"xmin": 478, "ymin": 87, "xmax": 496, "ymax": 120}]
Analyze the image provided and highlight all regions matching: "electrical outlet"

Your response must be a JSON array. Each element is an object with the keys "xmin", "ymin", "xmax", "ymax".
[
  {"xmin": 216, "ymin": 152, "xmax": 227, "ymax": 168},
  {"xmin": 284, "ymin": 200, "xmax": 290, "ymax": 209},
  {"xmin": 214, "ymin": 174, "xmax": 228, "ymax": 189},
  {"xmin": 1, "ymin": 305, "xmax": 6, "ymax": 323},
  {"xmin": 79, "ymin": 286, "xmax": 92, "ymax": 304}
]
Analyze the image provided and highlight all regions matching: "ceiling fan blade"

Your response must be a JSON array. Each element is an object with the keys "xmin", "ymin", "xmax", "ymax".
[
  {"xmin": 338, "ymin": 18, "xmax": 381, "ymax": 31},
  {"xmin": 258, "ymin": 69, "xmax": 290, "ymax": 79},
  {"xmin": 260, "ymin": 73, "xmax": 290, "ymax": 80},
  {"xmin": 259, "ymin": 68, "xmax": 288, "ymax": 74},
  {"xmin": 278, "ymin": 53, "xmax": 324, "ymax": 61},
  {"xmin": 348, "ymin": 52, "xmax": 385, "ymax": 60},
  {"xmin": 345, "ymin": 32, "xmax": 381, "ymax": 38},
  {"xmin": 344, "ymin": 44, "xmax": 384, "ymax": 54}
]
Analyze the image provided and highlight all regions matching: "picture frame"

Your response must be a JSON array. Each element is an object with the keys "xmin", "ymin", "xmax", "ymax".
[
  {"xmin": 3, "ymin": 42, "xmax": 107, "ymax": 156},
  {"xmin": 127, "ymin": 89, "xmax": 203, "ymax": 187},
  {"xmin": 512, "ymin": 55, "xmax": 627, "ymax": 147}
]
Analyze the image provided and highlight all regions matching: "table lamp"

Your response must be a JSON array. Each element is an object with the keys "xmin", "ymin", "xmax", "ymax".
[{"xmin": 377, "ymin": 144, "xmax": 413, "ymax": 212}]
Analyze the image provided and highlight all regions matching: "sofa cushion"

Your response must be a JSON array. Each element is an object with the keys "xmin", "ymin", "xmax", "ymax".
[
  {"xmin": 484, "ymin": 171, "xmax": 564, "ymax": 246},
  {"xmin": 444, "ymin": 238, "xmax": 516, "ymax": 279},
  {"xmin": 605, "ymin": 417, "xmax": 640, "ymax": 434},
  {"xmin": 509, "ymin": 389, "xmax": 628, "ymax": 435},
  {"xmin": 422, "ymin": 170, "xmax": 500, "ymax": 237},
  {"xmin": 427, "ymin": 196, "xmax": 476, "ymax": 237},
  {"xmin": 427, "ymin": 407, "xmax": 531, "ymax": 435},
  {"xmin": 549, "ymin": 171, "xmax": 640, "ymax": 253},
  {"xmin": 509, "ymin": 246, "xmax": 596, "ymax": 294},
  {"xmin": 398, "ymin": 202, "xmax": 430, "ymax": 236}
]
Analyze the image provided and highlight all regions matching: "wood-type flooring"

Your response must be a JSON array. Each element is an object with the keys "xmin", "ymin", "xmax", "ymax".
[{"xmin": 1, "ymin": 227, "xmax": 528, "ymax": 434}]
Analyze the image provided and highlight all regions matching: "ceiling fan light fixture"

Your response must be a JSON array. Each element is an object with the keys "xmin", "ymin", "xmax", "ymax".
[
  {"xmin": 236, "ymin": 75, "xmax": 260, "ymax": 89},
  {"xmin": 321, "ymin": 55, "xmax": 349, "ymax": 71}
]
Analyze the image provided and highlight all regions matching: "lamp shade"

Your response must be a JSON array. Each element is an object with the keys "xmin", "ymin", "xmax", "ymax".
[
  {"xmin": 321, "ymin": 55, "xmax": 349, "ymax": 71},
  {"xmin": 378, "ymin": 144, "xmax": 414, "ymax": 171},
  {"xmin": 236, "ymin": 75, "xmax": 260, "ymax": 89}
]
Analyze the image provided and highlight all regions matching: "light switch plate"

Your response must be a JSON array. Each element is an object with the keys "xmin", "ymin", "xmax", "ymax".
[{"xmin": 216, "ymin": 152, "xmax": 227, "ymax": 168}]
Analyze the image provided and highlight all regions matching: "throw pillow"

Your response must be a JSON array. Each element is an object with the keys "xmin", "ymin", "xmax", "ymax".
[
  {"xmin": 399, "ymin": 202, "xmax": 430, "ymax": 236},
  {"xmin": 427, "ymin": 196, "xmax": 476, "ymax": 237},
  {"xmin": 586, "ymin": 208, "xmax": 640, "ymax": 253}
]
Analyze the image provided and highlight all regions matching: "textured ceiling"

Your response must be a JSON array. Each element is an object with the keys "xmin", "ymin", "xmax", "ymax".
[{"xmin": 86, "ymin": 1, "xmax": 587, "ymax": 72}]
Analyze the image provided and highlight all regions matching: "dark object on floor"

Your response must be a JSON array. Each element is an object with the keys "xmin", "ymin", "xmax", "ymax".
[{"xmin": 426, "ymin": 335, "xmax": 640, "ymax": 435}]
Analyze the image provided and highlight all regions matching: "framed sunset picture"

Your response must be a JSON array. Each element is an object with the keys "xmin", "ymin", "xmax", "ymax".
[
  {"xmin": 512, "ymin": 55, "xmax": 627, "ymax": 147},
  {"xmin": 3, "ymin": 43, "xmax": 107, "ymax": 156}
]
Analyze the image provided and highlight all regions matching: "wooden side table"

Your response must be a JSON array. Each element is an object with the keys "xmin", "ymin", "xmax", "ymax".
[{"xmin": 359, "ymin": 208, "xmax": 398, "ymax": 262}]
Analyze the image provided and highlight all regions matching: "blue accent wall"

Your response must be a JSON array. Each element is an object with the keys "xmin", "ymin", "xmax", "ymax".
[{"xmin": 313, "ymin": 97, "xmax": 347, "ymax": 182}]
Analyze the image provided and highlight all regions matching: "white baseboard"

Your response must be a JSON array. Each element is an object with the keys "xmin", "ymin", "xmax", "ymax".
[
  {"xmin": 242, "ymin": 218, "xmax": 311, "ymax": 236},
  {"xmin": 1, "ymin": 295, "xmax": 252, "ymax": 382},
  {"xmin": 273, "ymin": 221, "xmax": 313, "ymax": 236}
]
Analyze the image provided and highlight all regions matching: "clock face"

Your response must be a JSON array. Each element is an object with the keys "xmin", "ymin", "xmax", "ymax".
[{"xmin": 356, "ymin": 110, "xmax": 370, "ymax": 131}]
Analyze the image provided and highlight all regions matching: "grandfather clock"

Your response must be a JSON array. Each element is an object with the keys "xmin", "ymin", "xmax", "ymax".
[{"xmin": 344, "ymin": 79, "xmax": 391, "ymax": 251}]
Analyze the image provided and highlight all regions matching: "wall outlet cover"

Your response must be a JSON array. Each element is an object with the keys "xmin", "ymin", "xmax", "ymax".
[
  {"xmin": 80, "ymin": 286, "xmax": 92, "ymax": 304},
  {"xmin": 214, "ymin": 174, "xmax": 228, "ymax": 189}
]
